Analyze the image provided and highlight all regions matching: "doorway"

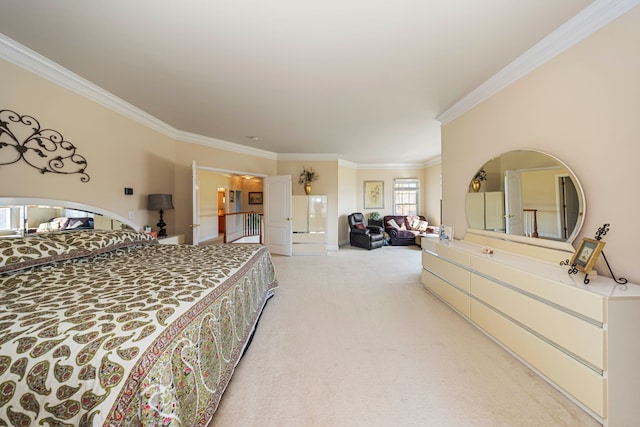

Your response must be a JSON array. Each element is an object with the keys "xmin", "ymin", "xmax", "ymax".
[{"xmin": 217, "ymin": 189, "xmax": 226, "ymax": 235}]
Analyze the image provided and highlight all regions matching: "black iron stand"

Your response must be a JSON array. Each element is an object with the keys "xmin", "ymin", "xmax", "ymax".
[{"xmin": 561, "ymin": 223, "xmax": 627, "ymax": 285}]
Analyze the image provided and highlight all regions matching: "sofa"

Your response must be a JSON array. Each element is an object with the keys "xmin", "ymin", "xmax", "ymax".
[
  {"xmin": 383, "ymin": 215, "xmax": 434, "ymax": 246},
  {"xmin": 35, "ymin": 216, "xmax": 94, "ymax": 233}
]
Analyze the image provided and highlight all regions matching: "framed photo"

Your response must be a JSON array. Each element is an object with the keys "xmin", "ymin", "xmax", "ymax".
[
  {"xmin": 570, "ymin": 238, "xmax": 606, "ymax": 274},
  {"xmin": 229, "ymin": 190, "xmax": 235, "ymax": 203},
  {"xmin": 364, "ymin": 181, "xmax": 384, "ymax": 209},
  {"xmin": 248, "ymin": 192, "xmax": 263, "ymax": 204}
]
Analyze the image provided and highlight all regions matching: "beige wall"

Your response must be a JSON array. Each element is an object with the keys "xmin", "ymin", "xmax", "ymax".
[
  {"xmin": 1, "ymin": 59, "xmax": 175, "ymax": 230},
  {"xmin": 1, "ymin": 58, "xmax": 278, "ymax": 241},
  {"xmin": 424, "ymin": 162, "xmax": 442, "ymax": 226},
  {"xmin": 355, "ymin": 166, "xmax": 433, "ymax": 221},
  {"xmin": 337, "ymin": 162, "xmax": 357, "ymax": 244},
  {"xmin": 442, "ymin": 6, "xmax": 640, "ymax": 283}
]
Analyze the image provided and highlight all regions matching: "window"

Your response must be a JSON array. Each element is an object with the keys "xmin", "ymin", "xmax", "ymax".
[
  {"xmin": 0, "ymin": 208, "xmax": 10, "ymax": 229},
  {"xmin": 393, "ymin": 179, "xmax": 419, "ymax": 215},
  {"xmin": 0, "ymin": 206, "xmax": 22, "ymax": 231}
]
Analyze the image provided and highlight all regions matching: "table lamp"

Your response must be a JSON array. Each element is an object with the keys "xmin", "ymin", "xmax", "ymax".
[{"xmin": 147, "ymin": 194, "xmax": 174, "ymax": 238}]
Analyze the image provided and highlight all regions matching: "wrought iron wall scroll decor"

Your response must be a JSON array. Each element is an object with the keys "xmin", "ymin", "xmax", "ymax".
[{"xmin": 0, "ymin": 109, "xmax": 90, "ymax": 182}]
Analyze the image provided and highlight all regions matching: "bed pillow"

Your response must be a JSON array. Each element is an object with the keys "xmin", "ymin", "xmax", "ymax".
[
  {"xmin": 0, "ymin": 230, "xmax": 157, "ymax": 274},
  {"xmin": 0, "ymin": 236, "xmax": 83, "ymax": 273},
  {"xmin": 51, "ymin": 229, "xmax": 157, "ymax": 255}
]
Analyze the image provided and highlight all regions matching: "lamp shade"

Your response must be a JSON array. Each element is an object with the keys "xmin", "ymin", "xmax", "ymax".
[{"xmin": 147, "ymin": 194, "xmax": 174, "ymax": 210}]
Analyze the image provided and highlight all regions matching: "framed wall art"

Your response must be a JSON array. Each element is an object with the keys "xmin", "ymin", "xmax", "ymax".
[
  {"xmin": 229, "ymin": 190, "xmax": 235, "ymax": 203},
  {"xmin": 364, "ymin": 181, "xmax": 384, "ymax": 209},
  {"xmin": 248, "ymin": 192, "xmax": 263, "ymax": 204},
  {"xmin": 569, "ymin": 237, "xmax": 605, "ymax": 274}
]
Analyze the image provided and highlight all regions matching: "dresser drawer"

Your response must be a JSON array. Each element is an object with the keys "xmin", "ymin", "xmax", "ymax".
[
  {"xmin": 422, "ymin": 270, "xmax": 470, "ymax": 317},
  {"xmin": 472, "ymin": 300, "xmax": 606, "ymax": 417},
  {"xmin": 471, "ymin": 274, "xmax": 605, "ymax": 370},
  {"xmin": 470, "ymin": 257, "xmax": 605, "ymax": 323},
  {"xmin": 422, "ymin": 251, "xmax": 470, "ymax": 293},
  {"xmin": 436, "ymin": 244, "xmax": 471, "ymax": 266}
]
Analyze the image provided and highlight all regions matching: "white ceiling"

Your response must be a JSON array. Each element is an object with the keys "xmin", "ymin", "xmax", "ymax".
[{"xmin": 0, "ymin": 0, "xmax": 597, "ymax": 165}]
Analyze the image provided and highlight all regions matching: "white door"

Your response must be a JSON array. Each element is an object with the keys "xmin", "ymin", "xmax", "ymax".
[
  {"xmin": 264, "ymin": 175, "xmax": 292, "ymax": 256},
  {"xmin": 505, "ymin": 170, "xmax": 523, "ymax": 235},
  {"xmin": 191, "ymin": 160, "xmax": 201, "ymax": 245}
]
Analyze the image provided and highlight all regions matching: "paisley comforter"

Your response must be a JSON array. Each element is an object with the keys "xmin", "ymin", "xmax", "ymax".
[{"xmin": 0, "ymin": 230, "xmax": 278, "ymax": 426}]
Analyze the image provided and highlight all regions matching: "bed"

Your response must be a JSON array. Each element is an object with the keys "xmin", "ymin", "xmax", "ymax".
[{"xmin": 0, "ymin": 229, "xmax": 278, "ymax": 426}]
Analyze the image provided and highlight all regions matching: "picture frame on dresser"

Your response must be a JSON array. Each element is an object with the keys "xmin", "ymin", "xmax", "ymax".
[
  {"xmin": 364, "ymin": 181, "xmax": 383, "ymax": 209},
  {"xmin": 570, "ymin": 237, "xmax": 605, "ymax": 274}
]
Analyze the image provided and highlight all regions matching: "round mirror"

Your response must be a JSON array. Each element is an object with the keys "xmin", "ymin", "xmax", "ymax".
[{"xmin": 465, "ymin": 150, "xmax": 585, "ymax": 243}]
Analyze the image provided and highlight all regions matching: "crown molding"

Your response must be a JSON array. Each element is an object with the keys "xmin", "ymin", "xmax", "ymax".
[
  {"xmin": 338, "ymin": 159, "xmax": 358, "ymax": 169},
  {"xmin": 355, "ymin": 161, "xmax": 432, "ymax": 170},
  {"xmin": 278, "ymin": 154, "xmax": 439, "ymax": 170},
  {"xmin": 0, "ymin": 34, "xmax": 177, "ymax": 137},
  {"xmin": 0, "ymin": 34, "xmax": 436, "ymax": 169},
  {"xmin": 176, "ymin": 130, "xmax": 278, "ymax": 160},
  {"xmin": 436, "ymin": 0, "xmax": 640, "ymax": 125},
  {"xmin": 0, "ymin": 34, "xmax": 280, "ymax": 161},
  {"xmin": 277, "ymin": 153, "xmax": 341, "ymax": 161},
  {"xmin": 422, "ymin": 156, "xmax": 442, "ymax": 168}
]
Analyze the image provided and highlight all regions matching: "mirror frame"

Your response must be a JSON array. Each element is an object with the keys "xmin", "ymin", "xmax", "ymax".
[
  {"xmin": 0, "ymin": 197, "xmax": 140, "ymax": 235},
  {"xmin": 465, "ymin": 150, "xmax": 585, "ymax": 249}
]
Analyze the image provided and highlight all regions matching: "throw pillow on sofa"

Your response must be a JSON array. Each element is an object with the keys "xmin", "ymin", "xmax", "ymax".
[
  {"xmin": 410, "ymin": 217, "xmax": 421, "ymax": 230},
  {"xmin": 386, "ymin": 218, "xmax": 401, "ymax": 230},
  {"xmin": 417, "ymin": 220, "xmax": 429, "ymax": 232}
]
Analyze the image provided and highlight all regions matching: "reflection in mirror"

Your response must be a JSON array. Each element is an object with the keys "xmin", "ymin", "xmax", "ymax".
[
  {"xmin": 0, "ymin": 198, "xmax": 138, "ymax": 238},
  {"xmin": 465, "ymin": 151, "xmax": 584, "ymax": 243}
]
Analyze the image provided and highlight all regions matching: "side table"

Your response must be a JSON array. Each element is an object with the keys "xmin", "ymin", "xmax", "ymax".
[
  {"xmin": 368, "ymin": 219, "xmax": 383, "ymax": 229},
  {"xmin": 158, "ymin": 234, "xmax": 185, "ymax": 245}
]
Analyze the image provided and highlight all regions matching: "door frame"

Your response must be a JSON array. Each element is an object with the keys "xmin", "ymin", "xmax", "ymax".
[{"xmin": 191, "ymin": 163, "xmax": 268, "ymax": 244}]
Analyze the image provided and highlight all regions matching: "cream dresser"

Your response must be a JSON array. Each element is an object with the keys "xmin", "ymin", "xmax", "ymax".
[
  {"xmin": 292, "ymin": 195, "xmax": 327, "ymax": 255},
  {"xmin": 421, "ymin": 233, "xmax": 640, "ymax": 426}
]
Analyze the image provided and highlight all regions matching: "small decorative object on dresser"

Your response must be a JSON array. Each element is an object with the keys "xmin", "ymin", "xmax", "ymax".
[{"xmin": 569, "ymin": 237, "xmax": 605, "ymax": 274}]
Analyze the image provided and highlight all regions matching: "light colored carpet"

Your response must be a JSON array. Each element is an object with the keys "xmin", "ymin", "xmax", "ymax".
[{"xmin": 208, "ymin": 245, "xmax": 599, "ymax": 427}]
